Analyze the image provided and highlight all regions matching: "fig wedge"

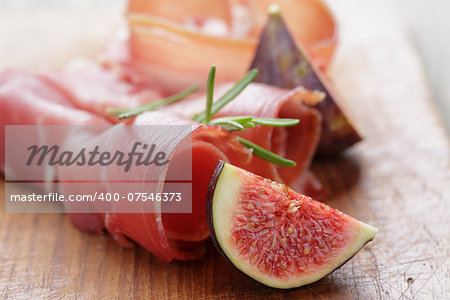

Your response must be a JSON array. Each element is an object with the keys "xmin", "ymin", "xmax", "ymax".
[
  {"xmin": 249, "ymin": 6, "xmax": 361, "ymax": 156},
  {"xmin": 207, "ymin": 161, "xmax": 378, "ymax": 289}
]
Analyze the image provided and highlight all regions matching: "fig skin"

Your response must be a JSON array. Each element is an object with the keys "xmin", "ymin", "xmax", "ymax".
[
  {"xmin": 206, "ymin": 160, "xmax": 226, "ymax": 256},
  {"xmin": 249, "ymin": 7, "xmax": 361, "ymax": 156},
  {"xmin": 206, "ymin": 160, "xmax": 263, "ymax": 286},
  {"xmin": 206, "ymin": 161, "xmax": 378, "ymax": 289}
]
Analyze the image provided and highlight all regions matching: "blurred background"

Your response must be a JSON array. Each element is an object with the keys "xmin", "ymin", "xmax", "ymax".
[{"xmin": 0, "ymin": 0, "xmax": 449, "ymax": 131}]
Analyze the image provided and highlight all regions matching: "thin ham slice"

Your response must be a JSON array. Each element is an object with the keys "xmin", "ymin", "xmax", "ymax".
[
  {"xmin": 0, "ymin": 70, "xmax": 110, "ymax": 171},
  {"xmin": 40, "ymin": 59, "xmax": 163, "ymax": 121},
  {"xmin": 37, "ymin": 60, "xmax": 321, "ymax": 192},
  {"xmin": 0, "ymin": 70, "xmax": 110, "ymax": 233},
  {"xmin": 116, "ymin": 112, "xmax": 251, "ymax": 260},
  {"xmin": 56, "ymin": 111, "xmax": 251, "ymax": 261},
  {"xmin": 0, "ymin": 70, "xmax": 71, "ymax": 106}
]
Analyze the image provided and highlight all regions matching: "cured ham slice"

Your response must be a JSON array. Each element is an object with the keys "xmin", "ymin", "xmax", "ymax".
[
  {"xmin": 57, "ymin": 111, "xmax": 252, "ymax": 261},
  {"xmin": 163, "ymin": 82, "xmax": 322, "ymax": 188},
  {"xmin": 0, "ymin": 70, "xmax": 71, "ymax": 106},
  {"xmin": 40, "ymin": 59, "xmax": 163, "ymax": 121},
  {"xmin": 0, "ymin": 70, "xmax": 109, "ymax": 171},
  {"xmin": 0, "ymin": 70, "xmax": 253, "ymax": 260},
  {"xmin": 0, "ymin": 70, "xmax": 110, "ymax": 233},
  {"xmin": 117, "ymin": 112, "xmax": 251, "ymax": 260},
  {"xmin": 126, "ymin": 0, "xmax": 337, "ymax": 94},
  {"xmin": 161, "ymin": 126, "xmax": 252, "ymax": 244},
  {"xmin": 128, "ymin": 0, "xmax": 232, "ymax": 25}
]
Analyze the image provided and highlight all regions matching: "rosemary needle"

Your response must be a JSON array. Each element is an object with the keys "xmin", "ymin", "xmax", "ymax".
[
  {"xmin": 108, "ymin": 84, "xmax": 200, "ymax": 120},
  {"xmin": 252, "ymin": 117, "xmax": 299, "ymax": 127},
  {"xmin": 210, "ymin": 116, "xmax": 298, "ymax": 130},
  {"xmin": 210, "ymin": 119, "xmax": 245, "ymax": 131},
  {"xmin": 205, "ymin": 65, "xmax": 216, "ymax": 124},
  {"xmin": 237, "ymin": 137, "xmax": 296, "ymax": 167}
]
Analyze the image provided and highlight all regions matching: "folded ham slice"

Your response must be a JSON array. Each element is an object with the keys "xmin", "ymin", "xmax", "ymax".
[
  {"xmin": 38, "ymin": 59, "xmax": 323, "ymax": 193},
  {"xmin": 88, "ymin": 112, "xmax": 252, "ymax": 261},
  {"xmin": 41, "ymin": 61, "xmax": 324, "ymax": 196},
  {"xmin": 55, "ymin": 111, "xmax": 251, "ymax": 261},
  {"xmin": 0, "ymin": 70, "xmax": 111, "ymax": 233},
  {"xmin": 40, "ymin": 59, "xmax": 163, "ymax": 121},
  {"xmin": 0, "ymin": 70, "xmax": 110, "ymax": 171}
]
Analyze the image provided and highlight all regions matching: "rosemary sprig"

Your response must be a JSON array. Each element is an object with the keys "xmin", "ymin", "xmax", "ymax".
[
  {"xmin": 197, "ymin": 66, "xmax": 298, "ymax": 167},
  {"xmin": 107, "ymin": 84, "xmax": 200, "ymax": 120},
  {"xmin": 192, "ymin": 69, "xmax": 259, "ymax": 122}
]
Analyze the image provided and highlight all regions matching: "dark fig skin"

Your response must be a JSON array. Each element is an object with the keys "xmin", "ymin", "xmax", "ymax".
[
  {"xmin": 249, "ymin": 8, "xmax": 361, "ymax": 156},
  {"xmin": 205, "ymin": 161, "xmax": 236, "ymax": 268},
  {"xmin": 206, "ymin": 160, "xmax": 225, "ymax": 243}
]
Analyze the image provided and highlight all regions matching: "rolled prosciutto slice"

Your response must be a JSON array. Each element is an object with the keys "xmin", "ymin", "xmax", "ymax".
[
  {"xmin": 94, "ymin": 82, "xmax": 323, "ymax": 260},
  {"xmin": 163, "ymin": 82, "xmax": 322, "ymax": 188},
  {"xmin": 58, "ymin": 111, "xmax": 252, "ymax": 261}
]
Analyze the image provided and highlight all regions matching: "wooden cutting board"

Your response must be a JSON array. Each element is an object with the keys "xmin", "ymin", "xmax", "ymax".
[{"xmin": 1, "ymin": 0, "xmax": 449, "ymax": 298}]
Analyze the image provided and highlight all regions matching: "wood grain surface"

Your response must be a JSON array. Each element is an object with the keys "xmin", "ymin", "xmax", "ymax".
[{"xmin": 1, "ymin": 0, "xmax": 449, "ymax": 299}]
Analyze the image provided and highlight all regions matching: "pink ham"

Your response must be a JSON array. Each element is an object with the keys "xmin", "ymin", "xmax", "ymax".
[
  {"xmin": 38, "ymin": 60, "xmax": 322, "ymax": 193},
  {"xmin": 105, "ymin": 112, "xmax": 251, "ymax": 261},
  {"xmin": 40, "ymin": 59, "xmax": 163, "ymax": 122},
  {"xmin": 0, "ymin": 70, "xmax": 110, "ymax": 171},
  {"xmin": 0, "ymin": 70, "xmax": 110, "ymax": 233},
  {"xmin": 56, "ymin": 111, "xmax": 252, "ymax": 261}
]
